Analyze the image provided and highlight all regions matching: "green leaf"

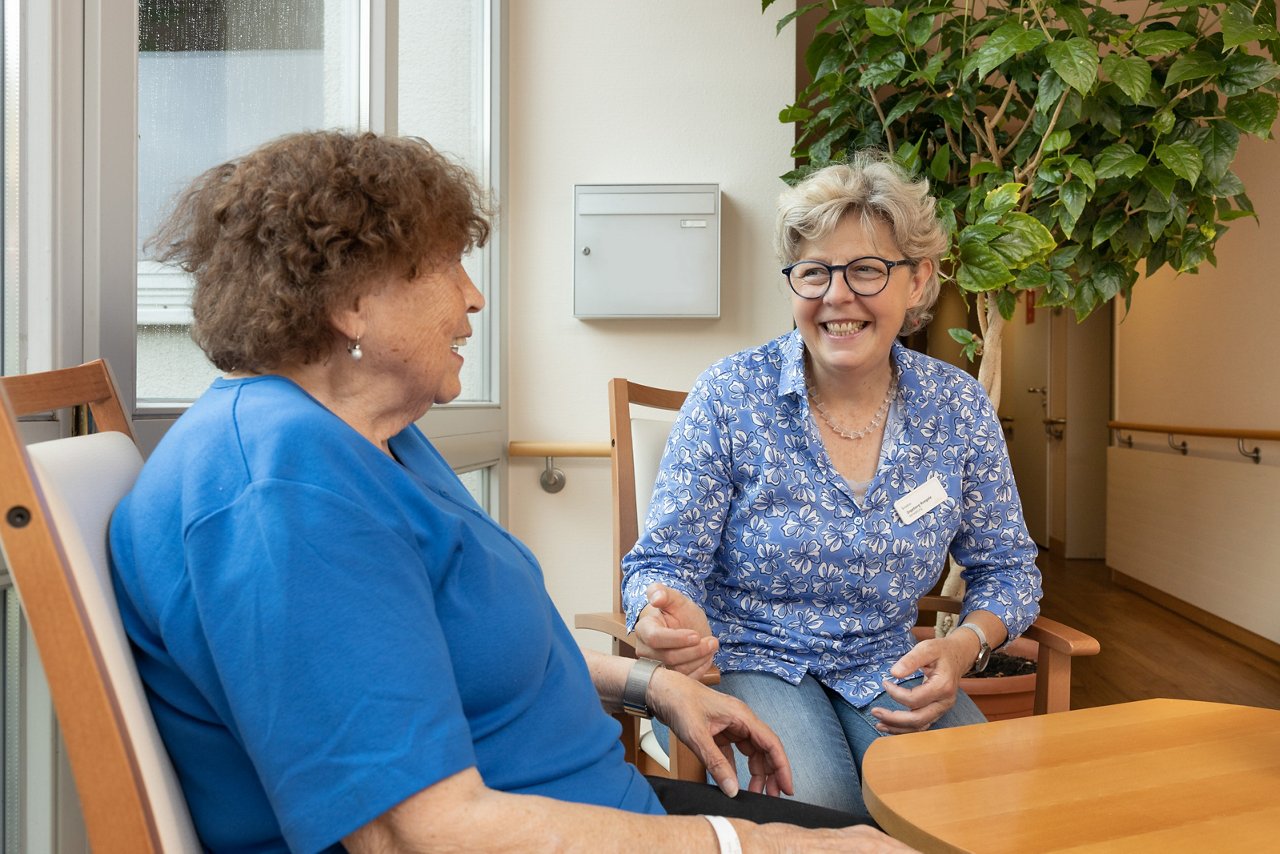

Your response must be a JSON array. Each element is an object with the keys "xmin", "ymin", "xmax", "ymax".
[
  {"xmin": 1132, "ymin": 30, "xmax": 1196, "ymax": 56},
  {"xmin": 1094, "ymin": 143, "xmax": 1147, "ymax": 179},
  {"xmin": 1045, "ymin": 38, "xmax": 1098, "ymax": 94},
  {"xmin": 1016, "ymin": 263, "xmax": 1052, "ymax": 290},
  {"xmin": 1220, "ymin": 54, "xmax": 1280, "ymax": 97},
  {"xmin": 984, "ymin": 182, "xmax": 1023, "ymax": 215},
  {"xmin": 995, "ymin": 289, "xmax": 1019, "ymax": 320},
  {"xmin": 1091, "ymin": 207, "xmax": 1127, "ymax": 248},
  {"xmin": 1222, "ymin": 2, "xmax": 1277, "ymax": 49},
  {"xmin": 1197, "ymin": 122, "xmax": 1240, "ymax": 183},
  {"xmin": 778, "ymin": 105, "xmax": 813, "ymax": 124},
  {"xmin": 1044, "ymin": 129, "xmax": 1072, "ymax": 152},
  {"xmin": 992, "ymin": 212, "xmax": 1057, "ymax": 266},
  {"xmin": 775, "ymin": 1, "xmax": 824, "ymax": 36},
  {"xmin": 1067, "ymin": 156, "xmax": 1097, "ymax": 192},
  {"xmin": 905, "ymin": 13, "xmax": 934, "ymax": 47},
  {"xmin": 861, "ymin": 52, "xmax": 908, "ymax": 88},
  {"xmin": 957, "ymin": 243, "xmax": 1015, "ymax": 291},
  {"xmin": 1165, "ymin": 52, "xmax": 1224, "ymax": 88},
  {"xmin": 1145, "ymin": 205, "xmax": 1174, "ymax": 239},
  {"xmin": 1155, "ymin": 141, "xmax": 1203, "ymax": 187},
  {"xmin": 1050, "ymin": 244, "xmax": 1082, "ymax": 271},
  {"xmin": 1035, "ymin": 70, "xmax": 1067, "ymax": 115},
  {"xmin": 1072, "ymin": 278, "xmax": 1102, "ymax": 317},
  {"xmin": 935, "ymin": 97, "xmax": 963, "ymax": 130},
  {"xmin": 804, "ymin": 31, "xmax": 835, "ymax": 78},
  {"xmin": 865, "ymin": 7, "xmax": 904, "ymax": 37},
  {"xmin": 964, "ymin": 23, "xmax": 1045, "ymax": 81},
  {"xmin": 895, "ymin": 137, "xmax": 923, "ymax": 174},
  {"xmin": 883, "ymin": 92, "xmax": 927, "ymax": 126},
  {"xmin": 1143, "ymin": 164, "xmax": 1178, "ymax": 199},
  {"xmin": 948, "ymin": 327, "xmax": 982, "ymax": 361},
  {"xmin": 1059, "ymin": 178, "xmax": 1088, "ymax": 227},
  {"xmin": 959, "ymin": 223, "xmax": 1004, "ymax": 245},
  {"xmin": 1226, "ymin": 91, "xmax": 1280, "ymax": 135},
  {"xmin": 1150, "ymin": 109, "xmax": 1176, "ymax": 135},
  {"xmin": 1101, "ymin": 54, "xmax": 1152, "ymax": 104},
  {"xmin": 969, "ymin": 162, "xmax": 1002, "ymax": 177},
  {"xmin": 929, "ymin": 145, "xmax": 951, "ymax": 182},
  {"xmin": 1058, "ymin": 4, "xmax": 1090, "ymax": 38}
]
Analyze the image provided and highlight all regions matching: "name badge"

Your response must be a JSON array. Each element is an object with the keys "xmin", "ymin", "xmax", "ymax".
[{"xmin": 894, "ymin": 476, "xmax": 948, "ymax": 525}]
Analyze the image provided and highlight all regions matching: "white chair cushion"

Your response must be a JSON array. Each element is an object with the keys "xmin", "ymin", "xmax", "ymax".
[{"xmin": 28, "ymin": 432, "xmax": 200, "ymax": 851}]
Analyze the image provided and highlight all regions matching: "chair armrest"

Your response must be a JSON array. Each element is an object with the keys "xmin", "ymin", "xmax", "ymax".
[
  {"xmin": 575, "ymin": 611, "xmax": 635, "ymax": 649},
  {"xmin": 1021, "ymin": 616, "xmax": 1100, "ymax": 657},
  {"xmin": 918, "ymin": 595, "xmax": 962, "ymax": 615},
  {"xmin": 574, "ymin": 610, "xmax": 720, "ymax": 686},
  {"xmin": 918, "ymin": 596, "xmax": 1100, "ymax": 658}
]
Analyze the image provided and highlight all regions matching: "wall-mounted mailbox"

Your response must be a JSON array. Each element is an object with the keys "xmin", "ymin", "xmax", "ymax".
[{"xmin": 574, "ymin": 183, "xmax": 720, "ymax": 318}]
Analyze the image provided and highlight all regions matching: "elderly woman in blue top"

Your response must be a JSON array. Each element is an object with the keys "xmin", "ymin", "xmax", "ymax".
[
  {"xmin": 622, "ymin": 152, "xmax": 1042, "ymax": 818},
  {"xmin": 109, "ymin": 132, "xmax": 912, "ymax": 854}
]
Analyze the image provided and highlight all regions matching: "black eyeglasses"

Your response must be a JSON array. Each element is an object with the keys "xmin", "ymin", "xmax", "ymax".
[{"xmin": 782, "ymin": 256, "xmax": 916, "ymax": 299}]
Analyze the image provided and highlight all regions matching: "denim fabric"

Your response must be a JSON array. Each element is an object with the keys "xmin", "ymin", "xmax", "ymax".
[{"xmin": 697, "ymin": 670, "xmax": 986, "ymax": 820}]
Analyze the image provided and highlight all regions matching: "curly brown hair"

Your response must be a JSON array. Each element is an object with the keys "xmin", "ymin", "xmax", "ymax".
[{"xmin": 149, "ymin": 131, "xmax": 491, "ymax": 372}]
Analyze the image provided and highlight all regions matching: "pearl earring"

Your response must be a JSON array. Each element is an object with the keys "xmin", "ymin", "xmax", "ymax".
[{"xmin": 348, "ymin": 338, "xmax": 363, "ymax": 362}]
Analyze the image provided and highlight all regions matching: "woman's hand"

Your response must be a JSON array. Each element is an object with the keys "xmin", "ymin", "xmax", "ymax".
[
  {"xmin": 871, "ymin": 629, "xmax": 980, "ymax": 734},
  {"xmin": 633, "ymin": 583, "xmax": 718, "ymax": 679},
  {"xmin": 645, "ymin": 666, "xmax": 793, "ymax": 798}
]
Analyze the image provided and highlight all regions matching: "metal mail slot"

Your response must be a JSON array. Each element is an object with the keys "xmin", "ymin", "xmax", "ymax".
[
  {"xmin": 577, "ymin": 192, "xmax": 718, "ymax": 217},
  {"xmin": 574, "ymin": 183, "xmax": 720, "ymax": 319}
]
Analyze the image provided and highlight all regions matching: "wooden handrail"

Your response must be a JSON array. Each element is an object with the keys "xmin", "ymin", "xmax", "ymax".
[
  {"xmin": 1107, "ymin": 421, "xmax": 1280, "ymax": 443},
  {"xmin": 508, "ymin": 441, "xmax": 611, "ymax": 492},
  {"xmin": 508, "ymin": 441, "xmax": 611, "ymax": 458}
]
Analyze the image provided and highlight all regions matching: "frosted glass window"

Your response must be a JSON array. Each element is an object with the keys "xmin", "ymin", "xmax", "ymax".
[
  {"xmin": 1, "ymin": 0, "xmax": 17, "ymax": 377},
  {"xmin": 136, "ymin": 0, "xmax": 361, "ymax": 403},
  {"xmin": 399, "ymin": 1, "xmax": 492, "ymax": 403}
]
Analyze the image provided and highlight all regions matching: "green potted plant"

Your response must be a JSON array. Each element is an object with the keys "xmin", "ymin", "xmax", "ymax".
[{"xmin": 765, "ymin": 0, "xmax": 1280, "ymax": 712}]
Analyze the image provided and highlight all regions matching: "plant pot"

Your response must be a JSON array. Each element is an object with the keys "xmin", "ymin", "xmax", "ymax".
[{"xmin": 911, "ymin": 627, "xmax": 1039, "ymax": 721}]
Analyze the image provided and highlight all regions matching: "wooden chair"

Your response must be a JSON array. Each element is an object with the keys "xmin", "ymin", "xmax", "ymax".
[
  {"xmin": 0, "ymin": 361, "xmax": 200, "ymax": 853},
  {"xmin": 576, "ymin": 378, "xmax": 711, "ymax": 781},
  {"xmin": 577, "ymin": 377, "xmax": 1101, "ymax": 780}
]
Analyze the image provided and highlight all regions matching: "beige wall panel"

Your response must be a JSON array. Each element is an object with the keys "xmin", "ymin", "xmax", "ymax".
[
  {"xmin": 1106, "ymin": 447, "xmax": 1280, "ymax": 643},
  {"xmin": 505, "ymin": 1, "xmax": 798, "ymax": 645}
]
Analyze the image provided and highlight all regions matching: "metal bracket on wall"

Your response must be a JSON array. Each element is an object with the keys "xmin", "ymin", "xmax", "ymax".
[
  {"xmin": 1167, "ymin": 434, "xmax": 1188, "ymax": 455},
  {"xmin": 1237, "ymin": 439, "xmax": 1261, "ymax": 464}
]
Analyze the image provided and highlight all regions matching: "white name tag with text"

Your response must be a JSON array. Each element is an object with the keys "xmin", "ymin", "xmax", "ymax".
[{"xmin": 894, "ymin": 476, "xmax": 948, "ymax": 525}]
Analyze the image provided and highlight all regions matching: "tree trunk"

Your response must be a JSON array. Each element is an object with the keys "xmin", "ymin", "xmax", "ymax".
[{"xmin": 937, "ymin": 295, "xmax": 1006, "ymax": 632}]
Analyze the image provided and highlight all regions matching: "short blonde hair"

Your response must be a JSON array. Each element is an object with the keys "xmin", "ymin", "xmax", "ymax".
[{"xmin": 775, "ymin": 152, "xmax": 949, "ymax": 334}]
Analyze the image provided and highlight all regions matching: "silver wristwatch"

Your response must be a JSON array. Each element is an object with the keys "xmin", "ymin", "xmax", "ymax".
[
  {"xmin": 955, "ymin": 622, "xmax": 992, "ymax": 673},
  {"xmin": 621, "ymin": 658, "xmax": 662, "ymax": 718}
]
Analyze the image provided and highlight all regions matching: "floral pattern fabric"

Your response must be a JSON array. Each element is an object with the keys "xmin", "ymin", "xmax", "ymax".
[{"xmin": 621, "ymin": 330, "xmax": 1042, "ymax": 707}]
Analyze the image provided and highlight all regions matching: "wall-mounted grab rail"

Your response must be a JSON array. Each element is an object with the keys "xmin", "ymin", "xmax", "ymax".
[
  {"xmin": 1107, "ymin": 421, "xmax": 1280, "ymax": 465},
  {"xmin": 508, "ymin": 441, "xmax": 611, "ymax": 492}
]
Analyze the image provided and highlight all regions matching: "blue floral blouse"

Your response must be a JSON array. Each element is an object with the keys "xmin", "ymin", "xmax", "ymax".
[{"xmin": 621, "ymin": 331, "xmax": 1042, "ymax": 707}]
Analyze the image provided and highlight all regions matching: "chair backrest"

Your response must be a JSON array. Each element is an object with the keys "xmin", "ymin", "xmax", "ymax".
[
  {"xmin": 0, "ymin": 361, "xmax": 199, "ymax": 853},
  {"xmin": 607, "ymin": 378, "xmax": 685, "ymax": 614}
]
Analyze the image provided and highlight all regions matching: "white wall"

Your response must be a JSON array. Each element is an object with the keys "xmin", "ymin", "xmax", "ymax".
[
  {"xmin": 1109, "ymin": 131, "xmax": 1280, "ymax": 642},
  {"xmin": 505, "ymin": 1, "xmax": 797, "ymax": 646}
]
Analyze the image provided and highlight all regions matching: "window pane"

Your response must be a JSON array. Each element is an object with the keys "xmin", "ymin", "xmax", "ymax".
[
  {"xmin": 399, "ymin": 1, "xmax": 492, "ymax": 403},
  {"xmin": 456, "ymin": 466, "xmax": 493, "ymax": 516},
  {"xmin": 136, "ymin": 0, "xmax": 361, "ymax": 403},
  {"xmin": 1, "ymin": 0, "xmax": 18, "ymax": 377}
]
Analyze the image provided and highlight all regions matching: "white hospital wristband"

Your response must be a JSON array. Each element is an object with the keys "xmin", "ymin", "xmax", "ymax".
[{"xmin": 701, "ymin": 815, "xmax": 743, "ymax": 854}]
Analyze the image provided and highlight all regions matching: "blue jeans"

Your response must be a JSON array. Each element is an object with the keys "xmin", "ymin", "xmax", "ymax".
[{"xmin": 655, "ymin": 670, "xmax": 986, "ymax": 822}]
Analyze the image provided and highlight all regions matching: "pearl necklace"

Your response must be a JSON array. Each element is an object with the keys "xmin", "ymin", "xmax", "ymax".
[{"xmin": 807, "ymin": 371, "xmax": 897, "ymax": 441}]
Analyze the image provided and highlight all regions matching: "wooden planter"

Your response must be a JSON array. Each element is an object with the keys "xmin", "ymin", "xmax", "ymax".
[{"xmin": 912, "ymin": 628, "xmax": 1040, "ymax": 721}]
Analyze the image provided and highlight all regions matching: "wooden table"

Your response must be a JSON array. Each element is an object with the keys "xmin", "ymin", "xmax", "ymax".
[{"xmin": 861, "ymin": 698, "xmax": 1280, "ymax": 853}]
